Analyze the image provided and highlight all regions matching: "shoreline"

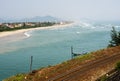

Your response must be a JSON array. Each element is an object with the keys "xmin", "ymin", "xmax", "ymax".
[{"xmin": 0, "ymin": 22, "xmax": 74, "ymax": 38}]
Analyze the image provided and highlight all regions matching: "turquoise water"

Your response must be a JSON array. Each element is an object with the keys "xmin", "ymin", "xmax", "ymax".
[{"xmin": 0, "ymin": 22, "xmax": 120, "ymax": 80}]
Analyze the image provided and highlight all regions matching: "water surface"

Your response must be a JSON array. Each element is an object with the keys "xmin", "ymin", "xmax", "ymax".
[{"xmin": 0, "ymin": 22, "xmax": 120, "ymax": 80}]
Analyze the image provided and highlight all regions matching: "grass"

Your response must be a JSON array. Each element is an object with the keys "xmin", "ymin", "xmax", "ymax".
[
  {"xmin": 3, "ymin": 46, "xmax": 120, "ymax": 81},
  {"xmin": 116, "ymin": 61, "xmax": 120, "ymax": 71},
  {"xmin": 3, "ymin": 74, "xmax": 26, "ymax": 81},
  {"xmin": 100, "ymin": 76, "xmax": 108, "ymax": 81}
]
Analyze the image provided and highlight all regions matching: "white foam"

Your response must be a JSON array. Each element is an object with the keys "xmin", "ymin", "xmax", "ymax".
[
  {"xmin": 91, "ymin": 26, "xmax": 96, "ymax": 29},
  {"xmin": 81, "ymin": 22, "xmax": 92, "ymax": 26},
  {"xmin": 115, "ymin": 25, "xmax": 120, "ymax": 28},
  {"xmin": 24, "ymin": 32, "xmax": 30, "ymax": 37},
  {"xmin": 76, "ymin": 21, "xmax": 94, "ymax": 29},
  {"xmin": 76, "ymin": 32, "xmax": 80, "ymax": 34}
]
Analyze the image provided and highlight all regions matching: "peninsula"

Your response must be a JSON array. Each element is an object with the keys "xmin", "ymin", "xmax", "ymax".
[{"xmin": 0, "ymin": 21, "xmax": 73, "ymax": 38}]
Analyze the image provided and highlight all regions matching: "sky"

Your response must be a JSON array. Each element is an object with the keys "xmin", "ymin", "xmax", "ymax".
[{"xmin": 0, "ymin": 0, "xmax": 120, "ymax": 21}]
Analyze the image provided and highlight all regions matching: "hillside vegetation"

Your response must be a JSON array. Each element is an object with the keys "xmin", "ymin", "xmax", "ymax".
[{"xmin": 4, "ymin": 46, "xmax": 120, "ymax": 81}]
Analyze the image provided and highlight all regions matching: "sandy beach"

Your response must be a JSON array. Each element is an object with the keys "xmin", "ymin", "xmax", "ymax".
[{"xmin": 0, "ymin": 22, "xmax": 74, "ymax": 38}]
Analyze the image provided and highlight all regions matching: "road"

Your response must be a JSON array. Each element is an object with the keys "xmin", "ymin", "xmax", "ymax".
[{"xmin": 48, "ymin": 52, "xmax": 120, "ymax": 81}]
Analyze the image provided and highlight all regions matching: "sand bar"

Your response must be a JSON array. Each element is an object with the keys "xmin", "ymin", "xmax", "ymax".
[{"xmin": 0, "ymin": 23, "xmax": 74, "ymax": 38}]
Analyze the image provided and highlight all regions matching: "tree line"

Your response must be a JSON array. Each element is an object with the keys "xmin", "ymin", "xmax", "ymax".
[{"xmin": 0, "ymin": 22, "xmax": 56, "ymax": 32}]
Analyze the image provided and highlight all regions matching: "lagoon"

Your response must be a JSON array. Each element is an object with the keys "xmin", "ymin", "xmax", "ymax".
[{"xmin": 0, "ymin": 22, "xmax": 120, "ymax": 80}]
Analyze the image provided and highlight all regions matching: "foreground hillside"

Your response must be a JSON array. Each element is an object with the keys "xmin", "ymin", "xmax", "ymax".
[{"xmin": 4, "ymin": 46, "xmax": 120, "ymax": 81}]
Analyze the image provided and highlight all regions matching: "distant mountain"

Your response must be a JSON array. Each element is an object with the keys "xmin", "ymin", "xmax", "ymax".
[
  {"xmin": 20, "ymin": 16, "xmax": 62, "ymax": 22},
  {"xmin": 0, "ymin": 16, "xmax": 63, "ymax": 23}
]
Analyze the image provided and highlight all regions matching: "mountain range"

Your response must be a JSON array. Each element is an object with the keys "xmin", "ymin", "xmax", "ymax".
[{"xmin": 0, "ymin": 16, "xmax": 63, "ymax": 23}]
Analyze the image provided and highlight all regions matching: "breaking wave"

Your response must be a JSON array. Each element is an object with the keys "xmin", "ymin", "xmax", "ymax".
[
  {"xmin": 76, "ymin": 21, "xmax": 120, "ymax": 30},
  {"xmin": 24, "ymin": 32, "xmax": 31, "ymax": 37}
]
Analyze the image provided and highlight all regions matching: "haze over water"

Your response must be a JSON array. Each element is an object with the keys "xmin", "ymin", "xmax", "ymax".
[{"xmin": 0, "ymin": 21, "xmax": 120, "ymax": 80}]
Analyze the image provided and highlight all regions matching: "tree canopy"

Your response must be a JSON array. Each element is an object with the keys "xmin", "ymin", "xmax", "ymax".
[{"xmin": 108, "ymin": 27, "xmax": 120, "ymax": 47}]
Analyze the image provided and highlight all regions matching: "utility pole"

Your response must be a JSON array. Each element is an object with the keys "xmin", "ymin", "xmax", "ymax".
[{"xmin": 30, "ymin": 56, "xmax": 33, "ymax": 73}]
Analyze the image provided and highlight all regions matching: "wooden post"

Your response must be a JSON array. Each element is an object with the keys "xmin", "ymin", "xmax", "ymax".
[
  {"xmin": 30, "ymin": 56, "xmax": 33, "ymax": 73},
  {"xmin": 71, "ymin": 46, "xmax": 74, "ymax": 59}
]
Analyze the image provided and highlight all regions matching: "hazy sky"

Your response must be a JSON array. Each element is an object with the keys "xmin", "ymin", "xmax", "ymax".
[{"xmin": 0, "ymin": 0, "xmax": 120, "ymax": 21}]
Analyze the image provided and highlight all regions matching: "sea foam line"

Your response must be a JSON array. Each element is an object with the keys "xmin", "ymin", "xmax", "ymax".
[{"xmin": 24, "ymin": 32, "xmax": 31, "ymax": 37}]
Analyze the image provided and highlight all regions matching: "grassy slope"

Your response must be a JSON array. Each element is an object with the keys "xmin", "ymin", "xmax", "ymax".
[{"xmin": 4, "ymin": 46, "xmax": 120, "ymax": 81}]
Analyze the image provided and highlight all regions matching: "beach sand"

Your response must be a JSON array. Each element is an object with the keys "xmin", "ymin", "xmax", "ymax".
[{"xmin": 0, "ymin": 23, "xmax": 74, "ymax": 38}]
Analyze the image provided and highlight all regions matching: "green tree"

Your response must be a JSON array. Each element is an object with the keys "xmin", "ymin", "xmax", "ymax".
[{"xmin": 108, "ymin": 27, "xmax": 120, "ymax": 47}]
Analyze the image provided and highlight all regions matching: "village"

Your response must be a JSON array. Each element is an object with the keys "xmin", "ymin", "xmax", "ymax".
[
  {"xmin": 0, "ymin": 22, "xmax": 61, "ymax": 32},
  {"xmin": 0, "ymin": 22, "xmax": 55, "ymax": 28},
  {"xmin": 0, "ymin": 21, "xmax": 71, "ymax": 32}
]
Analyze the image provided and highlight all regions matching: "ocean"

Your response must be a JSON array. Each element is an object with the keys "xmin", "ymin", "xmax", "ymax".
[{"xmin": 0, "ymin": 21, "xmax": 120, "ymax": 80}]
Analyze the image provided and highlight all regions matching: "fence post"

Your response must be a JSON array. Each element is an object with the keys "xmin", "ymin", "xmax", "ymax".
[
  {"xmin": 71, "ymin": 46, "xmax": 74, "ymax": 59},
  {"xmin": 30, "ymin": 56, "xmax": 33, "ymax": 73}
]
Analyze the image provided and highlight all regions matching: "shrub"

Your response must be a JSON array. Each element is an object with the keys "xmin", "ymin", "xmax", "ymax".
[{"xmin": 116, "ymin": 61, "xmax": 120, "ymax": 71}]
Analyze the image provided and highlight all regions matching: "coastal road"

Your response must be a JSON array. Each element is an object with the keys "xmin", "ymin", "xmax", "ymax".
[{"xmin": 48, "ymin": 52, "xmax": 120, "ymax": 81}]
